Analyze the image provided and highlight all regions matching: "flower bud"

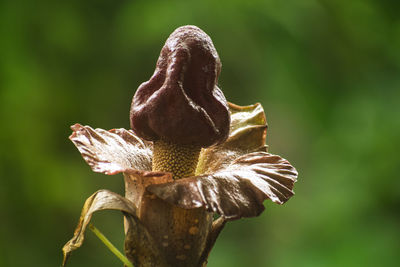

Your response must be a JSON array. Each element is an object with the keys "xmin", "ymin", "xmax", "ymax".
[{"xmin": 130, "ymin": 25, "xmax": 230, "ymax": 147}]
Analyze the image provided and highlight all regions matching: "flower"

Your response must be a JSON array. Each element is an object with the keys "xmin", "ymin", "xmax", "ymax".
[{"xmin": 62, "ymin": 26, "xmax": 298, "ymax": 267}]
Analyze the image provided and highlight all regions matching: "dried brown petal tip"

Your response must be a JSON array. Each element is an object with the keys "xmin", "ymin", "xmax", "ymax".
[{"xmin": 130, "ymin": 25, "xmax": 230, "ymax": 147}]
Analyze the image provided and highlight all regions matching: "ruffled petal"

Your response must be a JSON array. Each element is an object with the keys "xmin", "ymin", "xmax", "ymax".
[
  {"xmin": 197, "ymin": 102, "xmax": 267, "ymax": 174},
  {"xmin": 69, "ymin": 124, "xmax": 152, "ymax": 175},
  {"xmin": 148, "ymin": 152, "xmax": 298, "ymax": 220}
]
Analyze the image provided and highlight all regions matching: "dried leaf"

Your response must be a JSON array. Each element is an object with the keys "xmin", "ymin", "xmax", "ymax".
[
  {"xmin": 62, "ymin": 190, "xmax": 138, "ymax": 266},
  {"xmin": 197, "ymin": 102, "xmax": 267, "ymax": 175},
  {"xmin": 148, "ymin": 152, "xmax": 298, "ymax": 220},
  {"xmin": 69, "ymin": 124, "xmax": 152, "ymax": 175}
]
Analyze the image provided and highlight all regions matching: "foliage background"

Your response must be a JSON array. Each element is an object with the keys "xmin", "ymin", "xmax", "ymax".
[{"xmin": 1, "ymin": 0, "xmax": 399, "ymax": 266}]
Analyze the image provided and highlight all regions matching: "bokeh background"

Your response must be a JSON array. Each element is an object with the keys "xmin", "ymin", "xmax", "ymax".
[{"xmin": 1, "ymin": 0, "xmax": 399, "ymax": 266}]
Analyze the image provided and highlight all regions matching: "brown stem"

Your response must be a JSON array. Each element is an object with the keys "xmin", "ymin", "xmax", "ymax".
[{"xmin": 125, "ymin": 140, "xmax": 213, "ymax": 267}]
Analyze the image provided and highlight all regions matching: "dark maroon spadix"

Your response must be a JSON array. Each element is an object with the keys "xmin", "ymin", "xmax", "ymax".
[{"xmin": 130, "ymin": 25, "xmax": 230, "ymax": 147}]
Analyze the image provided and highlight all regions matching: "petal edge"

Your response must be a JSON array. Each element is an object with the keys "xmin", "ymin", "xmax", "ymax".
[
  {"xmin": 70, "ymin": 124, "xmax": 153, "ymax": 175},
  {"xmin": 148, "ymin": 152, "xmax": 298, "ymax": 220}
]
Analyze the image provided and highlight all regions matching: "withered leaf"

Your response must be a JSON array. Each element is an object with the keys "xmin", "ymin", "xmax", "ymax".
[
  {"xmin": 197, "ymin": 102, "xmax": 268, "ymax": 175},
  {"xmin": 69, "ymin": 124, "xmax": 152, "ymax": 175},
  {"xmin": 62, "ymin": 190, "xmax": 139, "ymax": 266},
  {"xmin": 148, "ymin": 152, "xmax": 298, "ymax": 220}
]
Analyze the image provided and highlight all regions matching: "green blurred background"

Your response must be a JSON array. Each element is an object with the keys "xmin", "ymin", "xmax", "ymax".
[{"xmin": 1, "ymin": 0, "xmax": 399, "ymax": 266}]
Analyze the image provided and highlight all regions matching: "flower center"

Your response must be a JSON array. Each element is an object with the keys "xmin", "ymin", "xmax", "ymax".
[{"xmin": 152, "ymin": 139, "xmax": 201, "ymax": 179}]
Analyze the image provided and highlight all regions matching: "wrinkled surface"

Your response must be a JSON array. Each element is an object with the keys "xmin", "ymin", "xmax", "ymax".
[
  {"xmin": 69, "ymin": 124, "xmax": 152, "ymax": 175},
  {"xmin": 68, "ymin": 103, "xmax": 297, "ymax": 221},
  {"xmin": 197, "ymin": 102, "xmax": 268, "ymax": 175},
  {"xmin": 130, "ymin": 25, "xmax": 230, "ymax": 147},
  {"xmin": 62, "ymin": 190, "xmax": 139, "ymax": 266},
  {"xmin": 65, "ymin": 101, "xmax": 298, "ymax": 265},
  {"xmin": 148, "ymin": 152, "xmax": 298, "ymax": 220}
]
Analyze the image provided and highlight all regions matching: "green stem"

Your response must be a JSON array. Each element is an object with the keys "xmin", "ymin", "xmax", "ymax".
[{"xmin": 89, "ymin": 223, "xmax": 134, "ymax": 267}]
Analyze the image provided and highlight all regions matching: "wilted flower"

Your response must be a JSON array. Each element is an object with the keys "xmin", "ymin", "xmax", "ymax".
[{"xmin": 63, "ymin": 25, "xmax": 297, "ymax": 267}]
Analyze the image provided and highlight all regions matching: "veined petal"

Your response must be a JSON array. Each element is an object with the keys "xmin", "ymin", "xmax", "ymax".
[
  {"xmin": 148, "ymin": 152, "xmax": 298, "ymax": 220},
  {"xmin": 69, "ymin": 124, "xmax": 152, "ymax": 175},
  {"xmin": 197, "ymin": 102, "xmax": 267, "ymax": 174}
]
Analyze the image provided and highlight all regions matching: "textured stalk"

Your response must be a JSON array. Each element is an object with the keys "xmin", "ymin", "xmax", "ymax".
[
  {"xmin": 152, "ymin": 140, "xmax": 201, "ymax": 179},
  {"xmin": 130, "ymin": 140, "xmax": 212, "ymax": 267}
]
